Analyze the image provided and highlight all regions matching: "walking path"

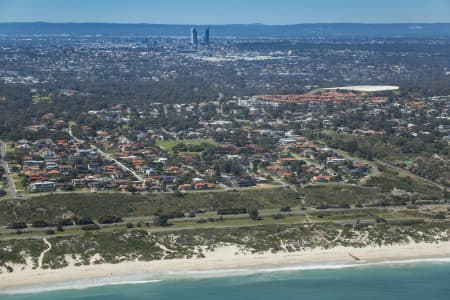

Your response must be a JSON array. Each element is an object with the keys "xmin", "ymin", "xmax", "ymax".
[{"xmin": 38, "ymin": 238, "xmax": 52, "ymax": 268}]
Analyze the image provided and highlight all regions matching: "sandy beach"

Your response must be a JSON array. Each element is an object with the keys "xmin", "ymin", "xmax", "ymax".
[{"xmin": 2, "ymin": 241, "xmax": 450, "ymax": 291}]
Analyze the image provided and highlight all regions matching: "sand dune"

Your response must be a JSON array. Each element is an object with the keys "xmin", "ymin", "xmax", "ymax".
[{"xmin": 2, "ymin": 241, "xmax": 450, "ymax": 291}]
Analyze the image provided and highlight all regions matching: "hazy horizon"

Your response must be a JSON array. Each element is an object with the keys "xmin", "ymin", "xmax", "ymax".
[
  {"xmin": 2, "ymin": 21, "xmax": 450, "ymax": 26},
  {"xmin": 1, "ymin": 0, "xmax": 450, "ymax": 25}
]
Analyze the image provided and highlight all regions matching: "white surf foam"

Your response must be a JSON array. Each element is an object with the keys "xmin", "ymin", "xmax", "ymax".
[
  {"xmin": 4, "ymin": 257, "xmax": 450, "ymax": 295},
  {"xmin": 1, "ymin": 276, "xmax": 161, "ymax": 295}
]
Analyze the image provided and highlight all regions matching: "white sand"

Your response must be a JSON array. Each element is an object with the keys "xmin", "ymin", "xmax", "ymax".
[{"xmin": 1, "ymin": 241, "xmax": 450, "ymax": 290}]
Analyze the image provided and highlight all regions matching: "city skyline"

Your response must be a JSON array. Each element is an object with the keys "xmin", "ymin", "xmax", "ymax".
[
  {"xmin": 191, "ymin": 27, "xmax": 210, "ymax": 46},
  {"xmin": 1, "ymin": 0, "xmax": 450, "ymax": 24}
]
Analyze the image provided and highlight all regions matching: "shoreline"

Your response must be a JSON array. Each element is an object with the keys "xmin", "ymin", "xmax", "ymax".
[{"xmin": 2, "ymin": 241, "xmax": 450, "ymax": 293}]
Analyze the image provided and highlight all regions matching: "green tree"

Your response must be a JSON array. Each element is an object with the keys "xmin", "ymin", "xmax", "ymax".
[
  {"xmin": 248, "ymin": 208, "xmax": 259, "ymax": 221},
  {"xmin": 154, "ymin": 214, "xmax": 170, "ymax": 226}
]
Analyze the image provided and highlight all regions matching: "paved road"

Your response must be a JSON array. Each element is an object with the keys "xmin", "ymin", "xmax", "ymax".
[
  {"xmin": 0, "ymin": 221, "xmax": 361, "ymax": 241},
  {"xmin": 0, "ymin": 214, "xmax": 437, "ymax": 242},
  {"xmin": 67, "ymin": 124, "xmax": 84, "ymax": 143},
  {"xmin": 160, "ymin": 127, "xmax": 177, "ymax": 139},
  {"xmin": 68, "ymin": 125, "xmax": 146, "ymax": 184},
  {"xmin": 260, "ymin": 170, "xmax": 290, "ymax": 188},
  {"xmin": 4, "ymin": 201, "xmax": 447, "ymax": 232},
  {"xmin": 0, "ymin": 141, "xmax": 17, "ymax": 198},
  {"xmin": 91, "ymin": 144, "xmax": 146, "ymax": 183}
]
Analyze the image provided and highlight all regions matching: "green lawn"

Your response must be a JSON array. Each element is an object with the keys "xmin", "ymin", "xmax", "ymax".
[
  {"xmin": 156, "ymin": 138, "xmax": 217, "ymax": 154},
  {"xmin": 394, "ymin": 160, "xmax": 414, "ymax": 167},
  {"xmin": 32, "ymin": 95, "xmax": 52, "ymax": 103}
]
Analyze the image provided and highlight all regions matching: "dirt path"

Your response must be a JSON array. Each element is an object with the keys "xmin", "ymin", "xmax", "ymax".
[
  {"xmin": 38, "ymin": 238, "xmax": 52, "ymax": 268},
  {"xmin": 330, "ymin": 230, "xmax": 343, "ymax": 243}
]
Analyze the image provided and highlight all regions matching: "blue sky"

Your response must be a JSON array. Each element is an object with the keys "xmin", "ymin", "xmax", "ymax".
[{"xmin": 0, "ymin": 0, "xmax": 450, "ymax": 24}]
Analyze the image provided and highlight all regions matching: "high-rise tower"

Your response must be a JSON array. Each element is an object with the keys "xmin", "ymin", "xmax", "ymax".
[
  {"xmin": 191, "ymin": 27, "xmax": 198, "ymax": 45},
  {"xmin": 204, "ymin": 27, "xmax": 210, "ymax": 45}
]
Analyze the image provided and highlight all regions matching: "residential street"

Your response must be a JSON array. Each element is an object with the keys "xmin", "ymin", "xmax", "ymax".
[
  {"xmin": 68, "ymin": 125, "xmax": 146, "ymax": 184},
  {"xmin": 0, "ymin": 140, "xmax": 17, "ymax": 198}
]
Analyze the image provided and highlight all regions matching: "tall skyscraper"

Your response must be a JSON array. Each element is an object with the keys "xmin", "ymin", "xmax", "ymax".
[
  {"xmin": 204, "ymin": 27, "xmax": 210, "ymax": 45},
  {"xmin": 191, "ymin": 27, "xmax": 198, "ymax": 45}
]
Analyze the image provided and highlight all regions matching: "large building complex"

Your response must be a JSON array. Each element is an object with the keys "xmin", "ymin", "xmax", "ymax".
[
  {"xmin": 191, "ymin": 27, "xmax": 210, "ymax": 45},
  {"xmin": 28, "ymin": 181, "xmax": 56, "ymax": 193}
]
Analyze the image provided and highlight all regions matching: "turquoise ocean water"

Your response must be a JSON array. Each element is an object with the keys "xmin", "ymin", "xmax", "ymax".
[{"xmin": 2, "ymin": 261, "xmax": 450, "ymax": 300}]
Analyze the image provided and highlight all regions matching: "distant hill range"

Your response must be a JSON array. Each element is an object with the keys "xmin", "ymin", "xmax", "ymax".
[{"xmin": 1, "ymin": 22, "xmax": 450, "ymax": 38}]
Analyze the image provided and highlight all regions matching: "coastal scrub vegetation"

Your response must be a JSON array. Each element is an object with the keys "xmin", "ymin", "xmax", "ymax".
[
  {"xmin": 0, "ymin": 175, "xmax": 444, "ymax": 227},
  {"xmin": 1, "ymin": 221, "xmax": 449, "ymax": 272}
]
